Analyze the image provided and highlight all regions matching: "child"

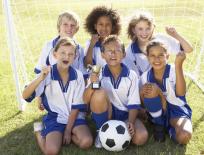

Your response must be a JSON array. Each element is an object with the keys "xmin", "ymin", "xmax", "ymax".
[
  {"xmin": 123, "ymin": 11, "xmax": 193, "ymax": 76},
  {"xmin": 140, "ymin": 41, "xmax": 192, "ymax": 144},
  {"xmin": 23, "ymin": 38, "xmax": 93, "ymax": 154},
  {"xmin": 84, "ymin": 6, "xmax": 121, "ymax": 67},
  {"xmin": 83, "ymin": 35, "xmax": 148, "ymax": 148},
  {"xmin": 35, "ymin": 11, "xmax": 88, "ymax": 110}
]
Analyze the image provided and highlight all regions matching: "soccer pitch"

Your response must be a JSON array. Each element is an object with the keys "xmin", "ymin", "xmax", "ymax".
[{"xmin": 0, "ymin": 0, "xmax": 204, "ymax": 154}]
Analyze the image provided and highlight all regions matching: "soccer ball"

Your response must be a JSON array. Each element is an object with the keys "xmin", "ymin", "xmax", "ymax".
[{"xmin": 99, "ymin": 120, "xmax": 131, "ymax": 152}]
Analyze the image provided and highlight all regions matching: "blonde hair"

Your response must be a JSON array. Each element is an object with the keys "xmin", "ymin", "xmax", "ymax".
[
  {"xmin": 57, "ymin": 11, "xmax": 80, "ymax": 33},
  {"xmin": 54, "ymin": 37, "xmax": 77, "ymax": 53},
  {"xmin": 127, "ymin": 11, "xmax": 155, "ymax": 41}
]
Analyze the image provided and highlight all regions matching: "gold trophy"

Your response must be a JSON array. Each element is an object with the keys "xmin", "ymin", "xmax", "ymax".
[{"xmin": 87, "ymin": 64, "xmax": 101, "ymax": 89}]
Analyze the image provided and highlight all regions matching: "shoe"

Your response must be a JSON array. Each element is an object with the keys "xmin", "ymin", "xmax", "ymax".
[
  {"xmin": 153, "ymin": 124, "xmax": 165, "ymax": 142},
  {"xmin": 33, "ymin": 122, "xmax": 43, "ymax": 132},
  {"xmin": 95, "ymin": 132, "xmax": 102, "ymax": 148}
]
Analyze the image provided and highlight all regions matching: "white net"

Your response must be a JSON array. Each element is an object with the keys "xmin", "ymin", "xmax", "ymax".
[{"xmin": 3, "ymin": 0, "xmax": 204, "ymax": 109}]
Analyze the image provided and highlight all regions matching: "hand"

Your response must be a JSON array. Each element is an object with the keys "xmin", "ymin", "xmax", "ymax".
[
  {"xmin": 175, "ymin": 51, "xmax": 186, "ymax": 66},
  {"xmin": 89, "ymin": 72, "xmax": 99, "ymax": 83},
  {"xmin": 63, "ymin": 128, "xmax": 72, "ymax": 145},
  {"xmin": 90, "ymin": 34, "xmax": 100, "ymax": 46},
  {"xmin": 142, "ymin": 83, "xmax": 160, "ymax": 98},
  {"xmin": 39, "ymin": 66, "xmax": 51, "ymax": 81},
  {"xmin": 165, "ymin": 26, "xmax": 179, "ymax": 39},
  {"xmin": 127, "ymin": 122, "xmax": 135, "ymax": 137}
]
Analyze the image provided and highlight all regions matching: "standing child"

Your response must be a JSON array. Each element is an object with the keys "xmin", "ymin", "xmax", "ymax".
[
  {"xmin": 84, "ymin": 6, "xmax": 121, "ymax": 67},
  {"xmin": 83, "ymin": 35, "xmax": 148, "ymax": 148},
  {"xmin": 35, "ymin": 11, "xmax": 88, "ymax": 110},
  {"xmin": 123, "ymin": 11, "xmax": 193, "ymax": 76},
  {"xmin": 23, "ymin": 38, "xmax": 93, "ymax": 155},
  {"xmin": 140, "ymin": 41, "xmax": 192, "ymax": 144}
]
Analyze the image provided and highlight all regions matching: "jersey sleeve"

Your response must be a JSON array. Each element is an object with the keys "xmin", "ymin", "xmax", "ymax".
[
  {"xmin": 71, "ymin": 71, "xmax": 87, "ymax": 111},
  {"xmin": 24, "ymin": 74, "xmax": 49, "ymax": 102},
  {"xmin": 155, "ymin": 34, "xmax": 181, "ymax": 55},
  {"xmin": 127, "ymin": 71, "xmax": 141, "ymax": 110}
]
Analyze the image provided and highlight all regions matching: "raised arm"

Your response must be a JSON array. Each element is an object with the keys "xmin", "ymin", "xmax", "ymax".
[
  {"xmin": 84, "ymin": 34, "xmax": 99, "ymax": 67},
  {"xmin": 165, "ymin": 26, "xmax": 193, "ymax": 53},
  {"xmin": 175, "ymin": 52, "xmax": 186, "ymax": 96},
  {"xmin": 22, "ymin": 66, "xmax": 50, "ymax": 100}
]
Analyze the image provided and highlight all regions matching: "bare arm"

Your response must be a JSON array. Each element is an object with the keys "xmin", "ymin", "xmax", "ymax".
[
  {"xmin": 63, "ymin": 109, "xmax": 79, "ymax": 145},
  {"xmin": 22, "ymin": 66, "xmax": 50, "ymax": 99},
  {"xmin": 166, "ymin": 26, "xmax": 193, "ymax": 53},
  {"xmin": 175, "ymin": 52, "xmax": 186, "ymax": 96},
  {"xmin": 84, "ymin": 34, "xmax": 100, "ymax": 67}
]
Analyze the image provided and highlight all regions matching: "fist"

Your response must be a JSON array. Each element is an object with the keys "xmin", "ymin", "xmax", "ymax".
[
  {"xmin": 165, "ymin": 26, "xmax": 179, "ymax": 38},
  {"xmin": 40, "ymin": 66, "xmax": 51, "ymax": 80},
  {"xmin": 90, "ymin": 34, "xmax": 100, "ymax": 45},
  {"xmin": 175, "ymin": 51, "xmax": 186, "ymax": 65}
]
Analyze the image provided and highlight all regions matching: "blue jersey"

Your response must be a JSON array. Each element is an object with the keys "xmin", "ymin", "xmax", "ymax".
[
  {"xmin": 35, "ymin": 36, "xmax": 88, "ymax": 79},
  {"xmin": 26, "ymin": 65, "xmax": 86, "ymax": 124},
  {"xmin": 100, "ymin": 64, "xmax": 141, "ymax": 112},
  {"xmin": 123, "ymin": 34, "xmax": 182, "ymax": 76},
  {"xmin": 84, "ymin": 40, "xmax": 106, "ymax": 67}
]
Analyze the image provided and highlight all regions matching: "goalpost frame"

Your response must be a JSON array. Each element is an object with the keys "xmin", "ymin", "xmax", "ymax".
[{"xmin": 3, "ymin": 0, "xmax": 26, "ymax": 111}]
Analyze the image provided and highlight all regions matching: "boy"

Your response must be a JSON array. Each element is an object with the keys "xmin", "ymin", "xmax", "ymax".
[
  {"xmin": 83, "ymin": 35, "xmax": 148, "ymax": 148},
  {"xmin": 23, "ymin": 38, "xmax": 92, "ymax": 154},
  {"xmin": 140, "ymin": 41, "xmax": 192, "ymax": 144}
]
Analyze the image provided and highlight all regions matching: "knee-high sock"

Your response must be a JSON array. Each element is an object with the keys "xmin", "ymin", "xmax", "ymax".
[{"xmin": 92, "ymin": 111, "xmax": 108, "ymax": 130}]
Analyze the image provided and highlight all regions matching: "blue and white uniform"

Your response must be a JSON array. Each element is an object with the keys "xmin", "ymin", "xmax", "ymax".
[
  {"xmin": 35, "ymin": 36, "xmax": 88, "ymax": 79},
  {"xmin": 101, "ymin": 63, "xmax": 141, "ymax": 121},
  {"xmin": 140, "ymin": 64, "xmax": 192, "ymax": 128},
  {"xmin": 84, "ymin": 40, "xmax": 106, "ymax": 67},
  {"xmin": 123, "ymin": 34, "xmax": 182, "ymax": 76},
  {"xmin": 26, "ymin": 65, "xmax": 87, "ymax": 136}
]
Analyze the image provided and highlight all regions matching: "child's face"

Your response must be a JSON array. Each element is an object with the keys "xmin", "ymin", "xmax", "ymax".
[
  {"xmin": 54, "ymin": 45, "xmax": 76, "ymax": 69},
  {"xmin": 102, "ymin": 41, "xmax": 125, "ymax": 67},
  {"xmin": 94, "ymin": 16, "xmax": 112, "ymax": 39},
  {"xmin": 133, "ymin": 20, "xmax": 154, "ymax": 43},
  {"xmin": 147, "ymin": 46, "xmax": 169, "ymax": 71},
  {"xmin": 59, "ymin": 17, "xmax": 78, "ymax": 38}
]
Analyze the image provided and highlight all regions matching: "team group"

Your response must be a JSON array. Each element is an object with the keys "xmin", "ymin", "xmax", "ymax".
[{"xmin": 22, "ymin": 6, "xmax": 193, "ymax": 155}]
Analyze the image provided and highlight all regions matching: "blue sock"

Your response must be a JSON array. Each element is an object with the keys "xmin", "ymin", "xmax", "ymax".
[{"xmin": 92, "ymin": 111, "xmax": 108, "ymax": 130}]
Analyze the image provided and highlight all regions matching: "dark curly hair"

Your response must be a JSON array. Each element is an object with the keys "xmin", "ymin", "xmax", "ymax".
[{"xmin": 84, "ymin": 6, "xmax": 121, "ymax": 35}]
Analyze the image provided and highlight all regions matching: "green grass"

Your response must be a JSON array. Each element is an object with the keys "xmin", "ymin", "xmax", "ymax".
[{"xmin": 1, "ymin": 0, "xmax": 204, "ymax": 154}]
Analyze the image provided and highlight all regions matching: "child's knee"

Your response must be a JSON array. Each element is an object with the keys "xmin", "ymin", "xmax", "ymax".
[
  {"xmin": 132, "ymin": 129, "xmax": 148, "ymax": 146},
  {"xmin": 176, "ymin": 130, "xmax": 192, "ymax": 145},
  {"xmin": 90, "ymin": 89, "xmax": 108, "ymax": 111},
  {"xmin": 79, "ymin": 136, "xmax": 93, "ymax": 149},
  {"xmin": 45, "ymin": 147, "xmax": 59, "ymax": 155}
]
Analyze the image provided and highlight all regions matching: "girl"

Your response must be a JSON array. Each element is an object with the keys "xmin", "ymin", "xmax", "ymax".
[
  {"xmin": 140, "ymin": 41, "xmax": 192, "ymax": 144},
  {"xmin": 23, "ymin": 38, "xmax": 93, "ymax": 155},
  {"xmin": 84, "ymin": 6, "xmax": 121, "ymax": 67},
  {"xmin": 123, "ymin": 11, "xmax": 193, "ymax": 76}
]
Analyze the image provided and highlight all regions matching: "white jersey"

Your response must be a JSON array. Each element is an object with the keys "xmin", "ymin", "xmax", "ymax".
[
  {"xmin": 100, "ymin": 64, "xmax": 141, "ymax": 112},
  {"xmin": 140, "ymin": 64, "xmax": 187, "ymax": 107},
  {"xmin": 26, "ymin": 65, "xmax": 86, "ymax": 124},
  {"xmin": 34, "ymin": 36, "xmax": 88, "ymax": 78},
  {"xmin": 84, "ymin": 40, "xmax": 106, "ymax": 67},
  {"xmin": 123, "ymin": 33, "xmax": 182, "ymax": 76}
]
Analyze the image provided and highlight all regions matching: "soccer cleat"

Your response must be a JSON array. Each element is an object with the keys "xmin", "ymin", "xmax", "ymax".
[
  {"xmin": 153, "ymin": 124, "xmax": 165, "ymax": 142},
  {"xmin": 95, "ymin": 132, "xmax": 102, "ymax": 148},
  {"xmin": 33, "ymin": 122, "xmax": 43, "ymax": 132}
]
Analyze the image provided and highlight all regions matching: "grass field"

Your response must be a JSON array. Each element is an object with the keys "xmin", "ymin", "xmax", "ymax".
[{"xmin": 1, "ymin": 0, "xmax": 204, "ymax": 154}]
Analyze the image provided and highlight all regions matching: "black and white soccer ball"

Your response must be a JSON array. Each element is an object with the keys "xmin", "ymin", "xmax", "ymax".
[{"xmin": 99, "ymin": 120, "xmax": 131, "ymax": 152}]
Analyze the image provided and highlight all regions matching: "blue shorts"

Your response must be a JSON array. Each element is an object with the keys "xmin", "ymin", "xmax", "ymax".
[
  {"xmin": 111, "ymin": 105, "xmax": 128, "ymax": 121},
  {"xmin": 41, "ymin": 114, "xmax": 87, "ymax": 137}
]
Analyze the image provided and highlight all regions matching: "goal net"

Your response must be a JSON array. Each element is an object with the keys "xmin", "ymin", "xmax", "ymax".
[{"xmin": 3, "ymin": 0, "xmax": 204, "ymax": 110}]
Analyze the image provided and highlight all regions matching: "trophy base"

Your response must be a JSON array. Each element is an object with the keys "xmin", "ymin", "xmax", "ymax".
[{"xmin": 92, "ymin": 82, "xmax": 100, "ymax": 89}]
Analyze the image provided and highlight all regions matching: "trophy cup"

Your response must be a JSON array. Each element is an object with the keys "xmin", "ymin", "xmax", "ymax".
[{"xmin": 87, "ymin": 64, "xmax": 101, "ymax": 89}]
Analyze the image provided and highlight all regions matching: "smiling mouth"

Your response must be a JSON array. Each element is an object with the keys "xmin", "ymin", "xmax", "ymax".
[{"xmin": 63, "ymin": 60, "xmax": 69, "ymax": 64}]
